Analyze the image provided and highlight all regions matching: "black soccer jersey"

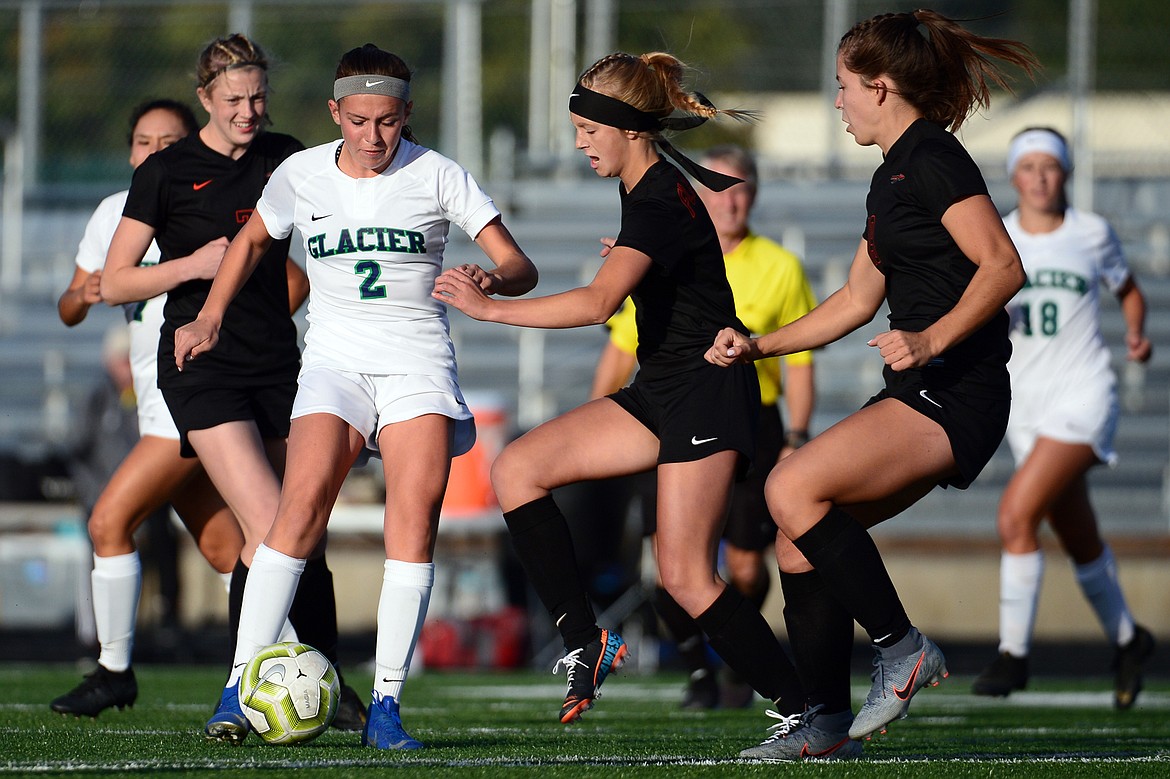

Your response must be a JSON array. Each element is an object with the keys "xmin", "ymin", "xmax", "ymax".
[
  {"xmin": 613, "ymin": 159, "xmax": 746, "ymax": 381},
  {"xmin": 863, "ymin": 119, "xmax": 1011, "ymax": 389},
  {"xmin": 123, "ymin": 131, "xmax": 304, "ymax": 389}
]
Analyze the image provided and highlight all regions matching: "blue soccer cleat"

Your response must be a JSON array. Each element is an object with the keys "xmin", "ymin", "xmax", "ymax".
[
  {"xmin": 363, "ymin": 691, "xmax": 423, "ymax": 750},
  {"xmin": 204, "ymin": 683, "xmax": 250, "ymax": 744}
]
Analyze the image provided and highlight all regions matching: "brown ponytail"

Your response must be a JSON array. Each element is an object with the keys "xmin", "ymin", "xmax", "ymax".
[{"xmin": 839, "ymin": 9, "xmax": 1038, "ymax": 131}]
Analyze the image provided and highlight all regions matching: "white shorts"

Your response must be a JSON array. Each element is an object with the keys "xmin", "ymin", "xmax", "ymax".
[
  {"xmin": 1006, "ymin": 374, "xmax": 1118, "ymax": 467},
  {"xmin": 134, "ymin": 380, "xmax": 180, "ymax": 440},
  {"xmin": 292, "ymin": 366, "xmax": 476, "ymax": 456}
]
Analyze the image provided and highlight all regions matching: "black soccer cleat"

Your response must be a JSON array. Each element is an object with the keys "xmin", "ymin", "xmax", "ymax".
[
  {"xmin": 50, "ymin": 666, "xmax": 138, "ymax": 718},
  {"xmin": 1113, "ymin": 625, "xmax": 1155, "ymax": 711},
  {"xmin": 332, "ymin": 684, "xmax": 368, "ymax": 731},
  {"xmin": 971, "ymin": 652, "xmax": 1029, "ymax": 698},
  {"xmin": 680, "ymin": 668, "xmax": 719, "ymax": 710}
]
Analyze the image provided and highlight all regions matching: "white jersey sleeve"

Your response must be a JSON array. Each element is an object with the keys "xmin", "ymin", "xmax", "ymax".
[{"xmin": 75, "ymin": 191, "xmax": 131, "ymax": 274}]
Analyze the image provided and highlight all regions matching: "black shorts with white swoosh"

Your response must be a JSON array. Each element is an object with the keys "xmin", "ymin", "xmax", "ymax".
[
  {"xmin": 865, "ymin": 362, "xmax": 1009, "ymax": 489},
  {"xmin": 608, "ymin": 360, "xmax": 759, "ymax": 479}
]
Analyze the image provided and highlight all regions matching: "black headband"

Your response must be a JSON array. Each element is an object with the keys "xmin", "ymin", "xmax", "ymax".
[{"xmin": 568, "ymin": 83, "xmax": 743, "ymax": 192}]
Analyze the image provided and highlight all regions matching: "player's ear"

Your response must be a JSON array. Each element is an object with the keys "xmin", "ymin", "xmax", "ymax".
[
  {"xmin": 328, "ymin": 99, "xmax": 341, "ymax": 126},
  {"xmin": 196, "ymin": 86, "xmax": 213, "ymax": 114}
]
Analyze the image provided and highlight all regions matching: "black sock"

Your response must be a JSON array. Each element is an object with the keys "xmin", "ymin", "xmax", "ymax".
[
  {"xmin": 654, "ymin": 586, "xmax": 712, "ymax": 675},
  {"xmin": 288, "ymin": 555, "xmax": 342, "ymax": 672},
  {"xmin": 739, "ymin": 566, "xmax": 771, "ymax": 611},
  {"xmin": 780, "ymin": 569, "xmax": 854, "ymax": 713},
  {"xmin": 695, "ymin": 586, "xmax": 804, "ymax": 714},
  {"xmin": 228, "ymin": 558, "xmax": 247, "ymax": 657},
  {"xmin": 791, "ymin": 506, "xmax": 910, "ymax": 647},
  {"xmin": 503, "ymin": 495, "xmax": 599, "ymax": 649}
]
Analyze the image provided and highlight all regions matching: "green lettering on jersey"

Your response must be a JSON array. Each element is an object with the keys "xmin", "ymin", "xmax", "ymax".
[{"xmin": 308, "ymin": 227, "xmax": 427, "ymax": 259}]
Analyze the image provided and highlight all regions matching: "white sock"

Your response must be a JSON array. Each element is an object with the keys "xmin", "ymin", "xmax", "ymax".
[
  {"xmin": 220, "ymin": 571, "xmax": 233, "ymax": 593},
  {"xmin": 1074, "ymin": 545, "xmax": 1135, "ymax": 647},
  {"xmin": 227, "ymin": 544, "xmax": 305, "ymax": 687},
  {"xmin": 998, "ymin": 550, "xmax": 1044, "ymax": 658},
  {"xmin": 373, "ymin": 559, "xmax": 434, "ymax": 702},
  {"xmin": 92, "ymin": 552, "xmax": 142, "ymax": 673}
]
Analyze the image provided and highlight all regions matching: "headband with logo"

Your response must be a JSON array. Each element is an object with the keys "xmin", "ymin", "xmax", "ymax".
[
  {"xmin": 568, "ymin": 83, "xmax": 743, "ymax": 192},
  {"xmin": 1007, "ymin": 129, "xmax": 1071, "ymax": 175},
  {"xmin": 334, "ymin": 74, "xmax": 412, "ymax": 102}
]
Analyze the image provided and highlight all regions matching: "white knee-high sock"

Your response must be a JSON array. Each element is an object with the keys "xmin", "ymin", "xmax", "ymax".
[
  {"xmin": 227, "ymin": 544, "xmax": 305, "ymax": 686},
  {"xmin": 220, "ymin": 570, "xmax": 297, "ymax": 642},
  {"xmin": 93, "ymin": 552, "xmax": 141, "ymax": 673},
  {"xmin": 374, "ymin": 559, "xmax": 434, "ymax": 702},
  {"xmin": 1074, "ymin": 545, "xmax": 1135, "ymax": 647},
  {"xmin": 999, "ymin": 550, "xmax": 1044, "ymax": 658}
]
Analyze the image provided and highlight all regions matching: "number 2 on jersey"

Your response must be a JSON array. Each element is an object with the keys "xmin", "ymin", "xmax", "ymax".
[{"xmin": 354, "ymin": 260, "xmax": 387, "ymax": 300}]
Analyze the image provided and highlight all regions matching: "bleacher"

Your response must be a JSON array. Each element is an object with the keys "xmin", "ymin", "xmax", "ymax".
[{"xmin": 2, "ymin": 173, "xmax": 1168, "ymax": 540}]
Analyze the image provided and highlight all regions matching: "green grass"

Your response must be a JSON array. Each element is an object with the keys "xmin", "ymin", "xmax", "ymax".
[{"xmin": 2, "ymin": 664, "xmax": 1168, "ymax": 777}]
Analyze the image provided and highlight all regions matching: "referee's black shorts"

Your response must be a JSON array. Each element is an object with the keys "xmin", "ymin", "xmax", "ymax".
[{"xmin": 162, "ymin": 381, "xmax": 296, "ymax": 458}]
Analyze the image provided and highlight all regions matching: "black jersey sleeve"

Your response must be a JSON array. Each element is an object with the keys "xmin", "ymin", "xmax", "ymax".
[
  {"xmin": 908, "ymin": 139, "xmax": 988, "ymax": 221},
  {"xmin": 614, "ymin": 198, "xmax": 685, "ymax": 272},
  {"xmin": 122, "ymin": 153, "xmax": 169, "ymax": 230}
]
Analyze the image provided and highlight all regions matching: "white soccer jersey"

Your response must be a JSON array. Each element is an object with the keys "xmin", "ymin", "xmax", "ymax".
[
  {"xmin": 255, "ymin": 138, "xmax": 500, "ymax": 377},
  {"xmin": 1003, "ymin": 207, "xmax": 1130, "ymax": 462},
  {"xmin": 74, "ymin": 190, "xmax": 175, "ymax": 438}
]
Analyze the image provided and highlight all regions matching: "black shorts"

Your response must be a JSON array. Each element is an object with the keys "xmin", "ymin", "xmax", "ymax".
[
  {"xmin": 162, "ymin": 381, "xmax": 296, "ymax": 458},
  {"xmin": 610, "ymin": 361, "xmax": 760, "ymax": 475},
  {"xmin": 724, "ymin": 403, "xmax": 783, "ymax": 550},
  {"xmin": 866, "ymin": 363, "xmax": 1009, "ymax": 489},
  {"xmin": 638, "ymin": 403, "xmax": 781, "ymax": 551}
]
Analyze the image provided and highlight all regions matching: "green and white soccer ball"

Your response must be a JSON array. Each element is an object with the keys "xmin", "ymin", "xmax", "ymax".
[{"xmin": 238, "ymin": 642, "xmax": 340, "ymax": 744}]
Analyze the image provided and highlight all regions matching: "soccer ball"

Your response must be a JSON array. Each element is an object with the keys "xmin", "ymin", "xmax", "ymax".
[{"xmin": 238, "ymin": 642, "xmax": 340, "ymax": 745}]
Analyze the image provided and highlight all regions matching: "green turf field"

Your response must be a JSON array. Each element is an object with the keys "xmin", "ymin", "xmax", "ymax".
[{"xmin": 3, "ymin": 664, "xmax": 1168, "ymax": 776}]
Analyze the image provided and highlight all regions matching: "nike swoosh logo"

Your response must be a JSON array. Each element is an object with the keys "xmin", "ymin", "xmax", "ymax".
[
  {"xmin": 365, "ymin": 79, "xmax": 385, "ymax": 87},
  {"xmin": 919, "ymin": 389, "xmax": 942, "ymax": 409},
  {"xmin": 800, "ymin": 737, "xmax": 853, "ymax": 758},
  {"xmin": 691, "ymin": 436, "xmax": 718, "ymax": 445},
  {"xmin": 382, "ymin": 677, "xmax": 404, "ymax": 683},
  {"xmin": 310, "ymin": 213, "xmax": 332, "ymax": 221},
  {"xmin": 193, "ymin": 179, "xmax": 213, "ymax": 190},
  {"xmin": 893, "ymin": 651, "xmax": 926, "ymax": 700}
]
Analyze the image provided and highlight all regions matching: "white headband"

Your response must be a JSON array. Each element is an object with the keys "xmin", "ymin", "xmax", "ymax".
[
  {"xmin": 1007, "ymin": 129, "xmax": 1071, "ymax": 175},
  {"xmin": 334, "ymin": 74, "xmax": 411, "ymax": 101}
]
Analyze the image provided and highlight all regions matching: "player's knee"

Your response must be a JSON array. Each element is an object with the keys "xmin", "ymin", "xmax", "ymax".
[
  {"xmin": 995, "ymin": 503, "xmax": 1037, "ymax": 547},
  {"xmin": 489, "ymin": 446, "xmax": 528, "ymax": 503},
  {"xmin": 86, "ymin": 502, "xmax": 133, "ymax": 553}
]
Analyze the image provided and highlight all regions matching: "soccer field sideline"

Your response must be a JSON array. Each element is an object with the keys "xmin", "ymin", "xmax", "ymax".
[{"xmin": 4, "ymin": 666, "xmax": 1169, "ymax": 776}]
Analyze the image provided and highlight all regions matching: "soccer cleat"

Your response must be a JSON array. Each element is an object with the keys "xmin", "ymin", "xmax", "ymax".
[
  {"xmin": 739, "ymin": 705, "xmax": 863, "ymax": 762},
  {"xmin": 1113, "ymin": 624, "xmax": 1155, "ymax": 711},
  {"xmin": 849, "ymin": 627, "xmax": 947, "ymax": 741},
  {"xmin": 363, "ymin": 691, "xmax": 423, "ymax": 750},
  {"xmin": 971, "ymin": 651, "xmax": 1029, "ymax": 697},
  {"xmin": 719, "ymin": 668, "xmax": 756, "ymax": 710},
  {"xmin": 554, "ymin": 628, "xmax": 629, "ymax": 723},
  {"xmin": 204, "ymin": 683, "xmax": 250, "ymax": 744},
  {"xmin": 50, "ymin": 666, "xmax": 137, "ymax": 717},
  {"xmin": 331, "ymin": 684, "xmax": 368, "ymax": 731},
  {"xmin": 680, "ymin": 668, "xmax": 719, "ymax": 710}
]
